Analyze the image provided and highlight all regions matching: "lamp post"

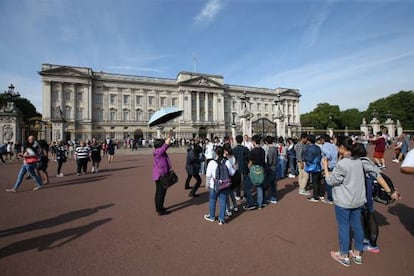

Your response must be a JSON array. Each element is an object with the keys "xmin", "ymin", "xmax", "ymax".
[{"xmin": 3, "ymin": 83, "xmax": 21, "ymax": 102}]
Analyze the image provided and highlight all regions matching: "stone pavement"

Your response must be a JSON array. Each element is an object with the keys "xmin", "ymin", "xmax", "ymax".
[{"xmin": 0, "ymin": 146, "xmax": 413, "ymax": 276}]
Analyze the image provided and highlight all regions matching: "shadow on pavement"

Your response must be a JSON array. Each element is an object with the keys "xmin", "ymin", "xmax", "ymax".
[
  {"xmin": 0, "ymin": 204, "xmax": 114, "ymax": 238},
  {"xmin": 0, "ymin": 218, "xmax": 112, "ymax": 259},
  {"xmin": 166, "ymin": 191, "xmax": 209, "ymax": 213},
  {"xmin": 388, "ymin": 203, "xmax": 414, "ymax": 236}
]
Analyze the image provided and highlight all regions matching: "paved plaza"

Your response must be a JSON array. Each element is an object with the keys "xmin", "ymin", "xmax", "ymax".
[{"xmin": 0, "ymin": 146, "xmax": 413, "ymax": 276}]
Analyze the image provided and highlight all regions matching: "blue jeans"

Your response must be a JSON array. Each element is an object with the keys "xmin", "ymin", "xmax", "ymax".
[
  {"xmin": 277, "ymin": 158, "xmax": 286, "ymax": 179},
  {"xmin": 209, "ymin": 188, "xmax": 228, "ymax": 222},
  {"xmin": 243, "ymin": 174, "xmax": 254, "ymax": 206},
  {"xmin": 334, "ymin": 205, "xmax": 364, "ymax": 255},
  {"xmin": 13, "ymin": 163, "xmax": 43, "ymax": 190},
  {"xmin": 267, "ymin": 168, "xmax": 278, "ymax": 202},
  {"xmin": 288, "ymin": 156, "xmax": 297, "ymax": 175}
]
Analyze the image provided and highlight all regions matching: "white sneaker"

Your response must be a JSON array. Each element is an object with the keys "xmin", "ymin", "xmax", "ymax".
[
  {"xmin": 91, "ymin": 167, "xmax": 95, "ymax": 173},
  {"xmin": 299, "ymin": 190, "xmax": 311, "ymax": 196},
  {"xmin": 57, "ymin": 173, "xmax": 64, "ymax": 177},
  {"xmin": 288, "ymin": 173, "xmax": 296, "ymax": 178},
  {"xmin": 392, "ymin": 159, "xmax": 399, "ymax": 163}
]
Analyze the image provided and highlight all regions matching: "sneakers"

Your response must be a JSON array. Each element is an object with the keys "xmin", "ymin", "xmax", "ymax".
[
  {"xmin": 57, "ymin": 173, "xmax": 64, "ymax": 177},
  {"xmin": 204, "ymin": 214, "xmax": 215, "ymax": 222},
  {"xmin": 225, "ymin": 210, "xmax": 233, "ymax": 217},
  {"xmin": 324, "ymin": 200, "xmax": 334, "ymax": 205},
  {"xmin": 77, "ymin": 173, "xmax": 80, "ymax": 176},
  {"xmin": 235, "ymin": 196, "xmax": 243, "ymax": 201},
  {"xmin": 307, "ymin": 197, "xmax": 319, "ymax": 203},
  {"xmin": 392, "ymin": 159, "xmax": 400, "ymax": 163},
  {"xmin": 218, "ymin": 220, "xmax": 225, "ymax": 225},
  {"xmin": 299, "ymin": 190, "xmax": 311, "ymax": 196},
  {"xmin": 331, "ymin": 251, "xmax": 350, "ymax": 267},
  {"xmin": 91, "ymin": 167, "xmax": 95, "ymax": 173},
  {"xmin": 232, "ymin": 206, "xmax": 239, "ymax": 212},
  {"xmin": 243, "ymin": 204, "xmax": 257, "ymax": 211},
  {"xmin": 363, "ymin": 245, "xmax": 380, "ymax": 253},
  {"xmin": 267, "ymin": 199, "xmax": 278, "ymax": 204},
  {"xmin": 5, "ymin": 188, "xmax": 16, "ymax": 193},
  {"xmin": 33, "ymin": 186, "xmax": 42, "ymax": 191},
  {"xmin": 288, "ymin": 173, "xmax": 296, "ymax": 178},
  {"xmin": 349, "ymin": 251, "xmax": 363, "ymax": 265}
]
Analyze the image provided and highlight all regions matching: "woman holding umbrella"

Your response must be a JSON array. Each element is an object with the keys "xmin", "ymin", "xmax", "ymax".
[{"xmin": 153, "ymin": 129, "xmax": 174, "ymax": 216}]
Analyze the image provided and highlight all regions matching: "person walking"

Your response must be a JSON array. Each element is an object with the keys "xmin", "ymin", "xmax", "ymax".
[
  {"xmin": 90, "ymin": 138, "xmax": 102, "ymax": 173},
  {"xmin": 371, "ymin": 132, "xmax": 387, "ymax": 168},
  {"xmin": 5, "ymin": 135, "xmax": 43, "ymax": 192},
  {"xmin": 323, "ymin": 136, "xmax": 366, "ymax": 266},
  {"xmin": 152, "ymin": 130, "xmax": 173, "ymax": 216},
  {"xmin": 185, "ymin": 143, "xmax": 204, "ymax": 197},
  {"xmin": 56, "ymin": 140, "xmax": 67, "ymax": 177},
  {"xmin": 75, "ymin": 141, "xmax": 90, "ymax": 175}
]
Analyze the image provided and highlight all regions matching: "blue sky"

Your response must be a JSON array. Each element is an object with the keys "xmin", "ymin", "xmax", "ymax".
[{"xmin": 1, "ymin": 0, "xmax": 413, "ymax": 114}]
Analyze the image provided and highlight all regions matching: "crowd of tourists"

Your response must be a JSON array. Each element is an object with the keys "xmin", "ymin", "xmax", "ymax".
[
  {"xmin": 153, "ymin": 131, "xmax": 411, "ymax": 267},
  {"xmin": 4, "ymin": 136, "xmax": 118, "ymax": 192}
]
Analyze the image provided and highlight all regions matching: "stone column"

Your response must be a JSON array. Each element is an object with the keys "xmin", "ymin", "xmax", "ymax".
[
  {"xmin": 205, "ymin": 92, "xmax": 208, "ymax": 122},
  {"xmin": 42, "ymin": 81, "xmax": 52, "ymax": 119},
  {"xmin": 196, "ymin": 92, "xmax": 200, "ymax": 122}
]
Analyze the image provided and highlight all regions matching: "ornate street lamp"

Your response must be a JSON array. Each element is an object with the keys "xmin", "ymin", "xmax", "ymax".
[
  {"xmin": 273, "ymin": 94, "xmax": 285, "ymax": 121},
  {"xmin": 3, "ymin": 83, "xmax": 20, "ymax": 102}
]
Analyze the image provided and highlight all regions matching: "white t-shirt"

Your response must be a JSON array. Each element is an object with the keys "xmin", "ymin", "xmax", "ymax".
[
  {"xmin": 205, "ymin": 158, "xmax": 236, "ymax": 189},
  {"xmin": 401, "ymin": 149, "xmax": 414, "ymax": 168}
]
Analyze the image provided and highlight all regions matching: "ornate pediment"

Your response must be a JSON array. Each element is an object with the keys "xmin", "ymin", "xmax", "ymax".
[
  {"xmin": 177, "ymin": 75, "xmax": 223, "ymax": 88},
  {"xmin": 39, "ymin": 66, "xmax": 91, "ymax": 78},
  {"xmin": 280, "ymin": 89, "xmax": 301, "ymax": 98}
]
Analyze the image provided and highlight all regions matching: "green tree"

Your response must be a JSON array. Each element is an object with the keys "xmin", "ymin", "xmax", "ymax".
[
  {"xmin": 365, "ymin": 90, "xmax": 414, "ymax": 129},
  {"xmin": 301, "ymin": 103, "xmax": 341, "ymax": 129},
  {"xmin": 0, "ymin": 94, "xmax": 41, "ymax": 123}
]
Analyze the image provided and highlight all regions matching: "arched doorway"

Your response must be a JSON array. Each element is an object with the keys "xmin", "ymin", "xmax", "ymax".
[{"xmin": 198, "ymin": 127, "xmax": 207, "ymax": 138}]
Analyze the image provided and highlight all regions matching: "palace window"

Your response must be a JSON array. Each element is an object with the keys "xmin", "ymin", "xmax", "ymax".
[
  {"xmin": 136, "ymin": 95, "xmax": 142, "ymax": 105},
  {"xmin": 110, "ymin": 109, "xmax": 117, "ymax": 121},
  {"xmin": 110, "ymin": 94, "xmax": 117, "ymax": 105},
  {"xmin": 123, "ymin": 95, "xmax": 130, "ymax": 105},
  {"xmin": 172, "ymin": 98, "xmax": 178, "ymax": 107},
  {"xmin": 65, "ymin": 106, "xmax": 72, "ymax": 120},
  {"xmin": 160, "ymin": 97, "xmax": 166, "ymax": 107},
  {"xmin": 95, "ymin": 94, "xmax": 103, "ymax": 105},
  {"xmin": 77, "ymin": 91, "xmax": 83, "ymax": 102},
  {"xmin": 76, "ymin": 107, "xmax": 83, "ymax": 120},
  {"xmin": 95, "ymin": 109, "xmax": 103, "ymax": 121},
  {"xmin": 123, "ymin": 110, "xmax": 130, "ymax": 121},
  {"xmin": 148, "ymin": 96, "xmax": 154, "ymax": 106},
  {"xmin": 136, "ymin": 109, "xmax": 142, "ymax": 121},
  {"xmin": 64, "ymin": 90, "xmax": 72, "ymax": 101}
]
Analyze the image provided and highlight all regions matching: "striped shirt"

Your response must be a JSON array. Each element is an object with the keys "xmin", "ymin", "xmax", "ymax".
[{"xmin": 75, "ymin": 146, "xmax": 90, "ymax": 159}]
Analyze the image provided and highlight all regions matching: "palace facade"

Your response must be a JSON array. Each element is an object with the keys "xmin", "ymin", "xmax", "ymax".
[{"xmin": 39, "ymin": 64, "xmax": 301, "ymax": 143}]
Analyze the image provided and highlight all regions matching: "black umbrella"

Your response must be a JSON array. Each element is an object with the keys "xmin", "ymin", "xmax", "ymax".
[{"xmin": 148, "ymin": 107, "xmax": 184, "ymax": 127}]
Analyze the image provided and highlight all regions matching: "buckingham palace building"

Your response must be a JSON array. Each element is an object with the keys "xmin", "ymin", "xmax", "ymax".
[{"xmin": 39, "ymin": 64, "xmax": 301, "ymax": 143}]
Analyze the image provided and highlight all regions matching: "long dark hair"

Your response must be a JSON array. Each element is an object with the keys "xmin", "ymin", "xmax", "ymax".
[
  {"xmin": 336, "ymin": 136, "xmax": 360, "ymax": 159},
  {"xmin": 215, "ymin": 146, "xmax": 225, "ymax": 162}
]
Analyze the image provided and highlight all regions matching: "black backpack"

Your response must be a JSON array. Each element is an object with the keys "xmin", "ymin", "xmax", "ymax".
[
  {"xmin": 213, "ymin": 158, "xmax": 232, "ymax": 192},
  {"xmin": 372, "ymin": 173, "xmax": 395, "ymax": 205}
]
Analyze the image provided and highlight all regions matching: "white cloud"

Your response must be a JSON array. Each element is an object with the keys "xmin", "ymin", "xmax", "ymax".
[
  {"xmin": 303, "ymin": 2, "xmax": 332, "ymax": 47},
  {"xmin": 194, "ymin": 0, "xmax": 223, "ymax": 24}
]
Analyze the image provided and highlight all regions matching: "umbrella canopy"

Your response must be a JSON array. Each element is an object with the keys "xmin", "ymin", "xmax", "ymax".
[{"xmin": 148, "ymin": 107, "xmax": 184, "ymax": 127}]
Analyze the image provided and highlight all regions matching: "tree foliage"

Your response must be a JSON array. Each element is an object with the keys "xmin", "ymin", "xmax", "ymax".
[
  {"xmin": 301, "ymin": 90, "xmax": 414, "ymax": 130},
  {"xmin": 0, "ymin": 94, "xmax": 41, "ymax": 123}
]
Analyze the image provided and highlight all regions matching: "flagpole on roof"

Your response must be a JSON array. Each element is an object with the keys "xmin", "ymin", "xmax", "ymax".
[{"xmin": 193, "ymin": 52, "xmax": 197, "ymax": 72}]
